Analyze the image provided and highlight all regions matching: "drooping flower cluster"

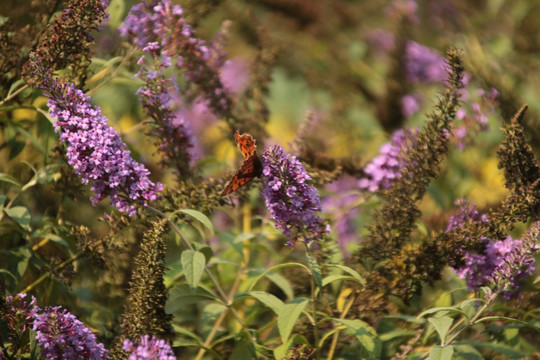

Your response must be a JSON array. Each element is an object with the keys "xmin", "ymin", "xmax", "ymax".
[
  {"xmin": 120, "ymin": 0, "xmax": 231, "ymax": 114},
  {"xmin": 261, "ymin": 146, "xmax": 330, "ymax": 246},
  {"xmin": 39, "ymin": 72, "xmax": 163, "ymax": 216},
  {"xmin": 358, "ymin": 127, "xmax": 419, "ymax": 192},
  {"xmin": 32, "ymin": 306, "xmax": 109, "ymax": 359},
  {"xmin": 123, "ymin": 335, "xmax": 175, "ymax": 360},
  {"xmin": 135, "ymin": 42, "xmax": 195, "ymax": 175}
]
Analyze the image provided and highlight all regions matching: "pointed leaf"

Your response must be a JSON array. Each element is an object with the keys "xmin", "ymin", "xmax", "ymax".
[
  {"xmin": 0, "ymin": 173, "xmax": 21, "ymax": 187},
  {"xmin": 430, "ymin": 345, "xmax": 454, "ymax": 360},
  {"xmin": 324, "ymin": 264, "xmax": 365, "ymax": 285},
  {"xmin": 428, "ymin": 316, "xmax": 454, "ymax": 343},
  {"xmin": 166, "ymin": 284, "xmax": 218, "ymax": 314},
  {"xmin": 249, "ymin": 291, "xmax": 284, "ymax": 315},
  {"xmin": 4, "ymin": 206, "xmax": 31, "ymax": 231},
  {"xmin": 178, "ymin": 209, "xmax": 214, "ymax": 236},
  {"xmin": 278, "ymin": 298, "xmax": 310, "ymax": 343},
  {"xmin": 307, "ymin": 253, "xmax": 322, "ymax": 290},
  {"xmin": 334, "ymin": 318, "xmax": 381, "ymax": 357},
  {"xmin": 181, "ymin": 250, "xmax": 206, "ymax": 289}
]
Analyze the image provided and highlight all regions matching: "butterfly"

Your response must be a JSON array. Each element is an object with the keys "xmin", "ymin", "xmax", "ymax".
[{"xmin": 221, "ymin": 130, "xmax": 263, "ymax": 196}]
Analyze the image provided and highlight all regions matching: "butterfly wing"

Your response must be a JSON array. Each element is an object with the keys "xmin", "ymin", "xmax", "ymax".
[
  {"xmin": 235, "ymin": 130, "xmax": 257, "ymax": 160},
  {"xmin": 221, "ymin": 152, "xmax": 263, "ymax": 196}
]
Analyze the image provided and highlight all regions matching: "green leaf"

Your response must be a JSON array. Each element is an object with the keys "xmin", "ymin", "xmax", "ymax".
[
  {"xmin": 172, "ymin": 324, "xmax": 203, "ymax": 343},
  {"xmin": 249, "ymin": 291, "xmax": 284, "ymax": 315},
  {"xmin": 273, "ymin": 334, "xmax": 310, "ymax": 360},
  {"xmin": 181, "ymin": 250, "xmax": 206, "ymax": 289},
  {"xmin": 476, "ymin": 316, "xmax": 538, "ymax": 329},
  {"xmin": 177, "ymin": 209, "xmax": 214, "ymax": 236},
  {"xmin": 265, "ymin": 272, "xmax": 294, "ymax": 300},
  {"xmin": 0, "ymin": 173, "xmax": 21, "ymax": 187},
  {"xmin": 323, "ymin": 264, "xmax": 365, "ymax": 286},
  {"xmin": 0, "ymin": 269, "xmax": 17, "ymax": 289},
  {"xmin": 248, "ymin": 262, "xmax": 310, "ymax": 291},
  {"xmin": 466, "ymin": 341, "xmax": 525, "ymax": 358},
  {"xmin": 322, "ymin": 275, "xmax": 358, "ymax": 287},
  {"xmin": 166, "ymin": 284, "xmax": 219, "ymax": 314},
  {"xmin": 430, "ymin": 345, "xmax": 454, "ymax": 360},
  {"xmin": 307, "ymin": 253, "xmax": 322, "ymax": 290},
  {"xmin": 452, "ymin": 344, "xmax": 484, "ymax": 360},
  {"xmin": 12, "ymin": 123, "xmax": 46, "ymax": 155},
  {"xmin": 418, "ymin": 306, "xmax": 466, "ymax": 319},
  {"xmin": 278, "ymin": 298, "xmax": 310, "ymax": 343},
  {"xmin": 5, "ymin": 124, "xmax": 25, "ymax": 159},
  {"xmin": 4, "ymin": 206, "xmax": 31, "ymax": 231},
  {"xmin": 334, "ymin": 318, "xmax": 381, "ymax": 357},
  {"xmin": 428, "ymin": 316, "xmax": 454, "ymax": 343}
]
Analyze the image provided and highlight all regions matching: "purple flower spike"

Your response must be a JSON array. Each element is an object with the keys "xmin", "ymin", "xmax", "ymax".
[
  {"xmin": 40, "ymin": 75, "xmax": 163, "ymax": 216},
  {"xmin": 261, "ymin": 146, "xmax": 330, "ymax": 246},
  {"xmin": 33, "ymin": 306, "xmax": 109, "ymax": 360},
  {"xmin": 123, "ymin": 335, "xmax": 175, "ymax": 360},
  {"xmin": 358, "ymin": 127, "xmax": 419, "ymax": 192}
]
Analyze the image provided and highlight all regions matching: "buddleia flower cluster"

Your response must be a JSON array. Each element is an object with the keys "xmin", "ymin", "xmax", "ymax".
[
  {"xmin": 33, "ymin": 306, "xmax": 109, "ymax": 360},
  {"xmin": 123, "ymin": 335, "xmax": 175, "ymax": 360},
  {"xmin": 2, "ymin": 294, "xmax": 108, "ymax": 359},
  {"xmin": 358, "ymin": 127, "xmax": 419, "ymax": 192},
  {"xmin": 120, "ymin": 0, "xmax": 231, "ymax": 115},
  {"xmin": 36, "ymin": 70, "xmax": 163, "ymax": 216},
  {"xmin": 261, "ymin": 145, "xmax": 330, "ymax": 246},
  {"xmin": 135, "ymin": 41, "xmax": 195, "ymax": 175}
]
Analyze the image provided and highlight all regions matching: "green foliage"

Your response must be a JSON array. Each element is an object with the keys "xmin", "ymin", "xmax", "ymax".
[{"xmin": 1, "ymin": 0, "xmax": 539, "ymax": 359}]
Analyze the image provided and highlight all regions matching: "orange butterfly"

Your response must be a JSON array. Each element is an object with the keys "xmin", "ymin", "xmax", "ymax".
[{"xmin": 221, "ymin": 130, "xmax": 263, "ymax": 196}]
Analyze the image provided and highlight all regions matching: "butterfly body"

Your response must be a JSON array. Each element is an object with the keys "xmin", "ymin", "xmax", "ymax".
[{"xmin": 221, "ymin": 131, "xmax": 263, "ymax": 196}]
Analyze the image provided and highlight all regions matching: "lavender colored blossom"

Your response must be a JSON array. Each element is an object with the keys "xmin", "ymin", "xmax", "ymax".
[
  {"xmin": 261, "ymin": 145, "xmax": 330, "ymax": 246},
  {"xmin": 358, "ymin": 127, "xmax": 419, "ymax": 192},
  {"xmin": 490, "ymin": 222, "xmax": 539, "ymax": 298},
  {"xmin": 401, "ymin": 93, "xmax": 423, "ymax": 118},
  {"xmin": 405, "ymin": 41, "xmax": 447, "ymax": 84},
  {"xmin": 5, "ymin": 293, "xmax": 39, "ymax": 333},
  {"xmin": 123, "ymin": 335, "xmax": 175, "ymax": 360},
  {"xmin": 120, "ymin": 0, "xmax": 231, "ymax": 114},
  {"xmin": 385, "ymin": 0, "xmax": 419, "ymax": 24},
  {"xmin": 446, "ymin": 198, "xmax": 488, "ymax": 232},
  {"xmin": 136, "ymin": 42, "xmax": 196, "ymax": 172},
  {"xmin": 322, "ymin": 176, "xmax": 360, "ymax": 257},
  {"xmin": 39, "ymin": 73, "xmax": 162, "ymax": 216},
  {"xmin": 33, "ymin": 306, "xmax": 108, "ymax": 360},
  {"xmin": 451, "ymin": 87, "xmax": 497, "ymax": 150},
  {"xmin": 454, "ymin": 236, "xmax": 537, "ymax": 297}
]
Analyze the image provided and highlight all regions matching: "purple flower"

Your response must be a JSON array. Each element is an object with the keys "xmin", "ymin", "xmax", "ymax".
[
  {"xmin": 120, "ymin": 0, "xmax": 231, "ymax": 114},
  {"xmin": 322, "ymin": 176, "xmax": 360, "ymax": 257},
  {"xmin": 490, "ymin": 222, "xmax": 539, "ymax": 298},
  {"xmin": 123, "ymin": 335, "xmax": 175, "ymax": 360},
  {"xmin": 446, "ymin": 199, "xmax": 488, "ymax": 232},
  {"xmin": 33, "ymin": 306, "xmax": 108, "ymax": 359},
  {"xmin": 453, "ymin": 236, "xmax": 537, "ymax": 297},
  {"xmin": 261, "ymin": 146, "xmax": 330, "ymax": 246},
  {"xmin": 39, "ymin": 74, "xmax": 162, "ymax": 216},
  {"xmin": 135, "ymin": 43, "xmax": 196, "ymax": 173},
  {"xmin": 405, "ymin": 41, "xmax": 447, "ymax": 84},
  {"xmin": 401, "ymin": 93, "xmax": 423, "ymax": 118},
  {"xmin": 358, "ymin": 127, "xmax": 419, "ymax": 192},
  {"xmin": 5, "ymin": 293, "xmax": 39, "ymax": 333}
]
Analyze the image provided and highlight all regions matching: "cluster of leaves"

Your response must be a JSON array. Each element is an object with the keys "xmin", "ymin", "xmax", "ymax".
[{"xmin": 1, "ymin": 0, "xmax": 539, "ymax": 359}]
